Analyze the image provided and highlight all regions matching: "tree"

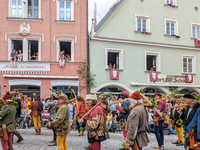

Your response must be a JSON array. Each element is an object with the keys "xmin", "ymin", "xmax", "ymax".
[{"xmin": 76, "ymin": 62, "xmax": 96, "ymax": 92}]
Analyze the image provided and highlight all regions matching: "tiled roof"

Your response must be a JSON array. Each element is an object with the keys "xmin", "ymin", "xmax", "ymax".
[{"xmin": 94, "ymin": 0, "xmax": 124, "ymax": 32}]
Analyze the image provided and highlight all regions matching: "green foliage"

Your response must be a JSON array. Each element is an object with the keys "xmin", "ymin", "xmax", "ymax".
[
  {"xmin": 169, "ymin": 87, "xmax": 180, "ymax": 98},
  {"xmin": 80, "ymin": 127, "xmax": 83, "ymax": 131},
  {"xmin": 14, "ymin": 89, "xmax": 18, "ymax": 92},
  {"xmin": 76, "ymin": 61, "xmax": 96, "ymax": 91},
  {"xmin": 161, "ymin": 112, "xmax": 166, "ymax": 119},
  {"xmin": 136, "ymin": 88, "xmax": 144, "ymax": 94}
]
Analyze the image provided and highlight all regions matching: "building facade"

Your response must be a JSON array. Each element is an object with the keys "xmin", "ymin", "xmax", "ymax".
[
  {"xmin": 0, "ymin": 0, "xmax": 88, "ymax": 98},
  {"xmin": 90, "ymin": 0, "xmax": 200, "ymax": 97}
]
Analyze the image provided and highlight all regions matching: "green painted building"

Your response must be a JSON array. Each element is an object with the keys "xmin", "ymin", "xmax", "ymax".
[{"xmin": 89, "ymin": 0, "xmax": 200, "ymax": 96}]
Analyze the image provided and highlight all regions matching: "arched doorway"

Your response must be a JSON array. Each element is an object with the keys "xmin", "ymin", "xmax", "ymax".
[
  {"xmin": 179, "ymin": 89, "xmax": 196, "ymax": 95},
  {"xmin": 97, "ymin": 86, "xmax": 125, "ymax": 98},
  {"xmin": 142, "ymin": 87, "xmax": 165, "ymax": 99}
]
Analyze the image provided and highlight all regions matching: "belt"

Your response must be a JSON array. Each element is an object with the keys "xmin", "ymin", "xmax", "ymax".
[{"xmin": 0, "ymin": 122, "xmax": 13, "ymax": 128}]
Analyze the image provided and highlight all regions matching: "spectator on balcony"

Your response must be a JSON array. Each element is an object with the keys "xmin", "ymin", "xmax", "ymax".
[
  {"xmin": 17, "ymin": 50, "xmax": 23, "ymax": 61},
  {"xmin": 10, "ymin": 49, "xmax": 17, "ymax": 64},
  {"xmin": 66, "ymin": 55, "xmax": 71, "ymax": 61},
  {"xmin": 113, "ymin": 63, "xmax": 116, "ymax": 69},
  {"xmin": 150, "ymin": 65, "xmax": 156, "ymax": 72},
  {"xmin": 59, "ymin": 51, "xmax": 65, "ymax": 67},
  {"xmin": 108, "ymin": 63, "xmax": 112, "ymax": 69}
]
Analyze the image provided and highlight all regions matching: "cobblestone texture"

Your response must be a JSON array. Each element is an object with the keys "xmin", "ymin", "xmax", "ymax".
[{"xmin": 0, "ymin": 128, "xmax": 184, "ymax": 150}]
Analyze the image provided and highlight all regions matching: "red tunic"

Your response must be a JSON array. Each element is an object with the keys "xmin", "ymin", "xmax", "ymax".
[{"xmin": 77, "ymin": 102, "xmax": 85, "ymax": 117}]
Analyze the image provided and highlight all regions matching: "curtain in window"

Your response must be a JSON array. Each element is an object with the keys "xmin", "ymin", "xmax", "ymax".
[
  {"xmin": 12, "ymin": 0, "xmax": 23, "ymax": 17},
  {"xmin": 59, "ymin": 1, "xmax": 71, "ymax": 21},
  {"xmin": 28, "ymin": 0, "xmax": 39, "ymax": 18}
]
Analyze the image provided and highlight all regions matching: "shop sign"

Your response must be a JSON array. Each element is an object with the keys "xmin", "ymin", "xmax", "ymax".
[
  {"xmin": 110, "ymin": 70, "xmax": 119, "ymax": 80},
  {"xmin": 0, "ymin": 62, "xmax": 50, "ymax": 73},
  {"xmin": 157, "ymin": 75, "xmax": 189, "ymax": 83},
  {"xmin": 148, "ymin": 74, "xmax": 193, "ymax": 83}
]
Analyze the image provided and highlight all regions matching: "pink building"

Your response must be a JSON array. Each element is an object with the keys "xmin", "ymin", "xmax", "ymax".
[{"xmin": 0, "ymin": 0, "xmax": 88, "ymax": 98}]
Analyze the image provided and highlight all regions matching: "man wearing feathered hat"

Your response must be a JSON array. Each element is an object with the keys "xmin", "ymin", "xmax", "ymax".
[
  {"xmin": 125, "ymin": 92, "xmax": 149, "ymax": 150},
  {"xmin": 114, "ymin": 91, "xmax": 131, "ymax": 143},
  {"xmin": 0, "ymin": 93, "xmax": 17, "ymax": 150},
  {"xmin": 78, "ymin": 94, "xmax": 107, "ymax": 150},
  {"xmin": 177, "ymin": 91, "xmax": 200, "ymax": 150}
]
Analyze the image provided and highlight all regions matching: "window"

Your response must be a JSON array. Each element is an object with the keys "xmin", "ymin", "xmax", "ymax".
[
  {"xmin": 28, "ymin": 0, "xmax": 39, "ymax": 18},
  {"xmin": 108, "ymin": 52, "xmax": 119, "ymax": 69},
  {"xmin": 59, "ymin": 41, "xmax": 72, "ymax": 61},
  {"xmin": 58, "ymin": 0, "xmax": 74, "ymax": 21},
  {"xmin": 166, "ymin": 0, "xmax": 174, "ymax": 5},
  {"xmin": 9, "ymin": 38, "xmax": 40, "ymax": 61},
  {"xmin": 10, "ymin": 0, "xmax": 40, "ymax": 18},
  {"xmin": 182, "ymin": 55, "xmax": 196, "ymax": 74},
  {"xmin": 192, "ymin": 25, "xmax": 200, "ymax": 39},
  {"xmin": 135, "ymin": 15, "xmax": 150, "ymax": 33},
  {"xmin": 165, "ymin": 19, "xmax": 178, "ymax": 36},
  {"xmin": 11, "ymin": 0, "xmax": 23, "ymax": 18},
  {"xmin": 105, "ymin": 48, "xmax": 123, "ymax": 70},
  {"xmin": 52, "ymin": 86, "xmax": 78, "ymax": 99},
  {"xmin": 28, "ymin": 40, "xmax": 39, "ymax": 61},
  {"xmin": 145, "ymin": 51, "xmax": 161, "ymax": 72}
]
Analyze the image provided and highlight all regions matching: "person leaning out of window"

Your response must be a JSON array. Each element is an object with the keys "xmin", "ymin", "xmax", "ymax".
[
  {"xmin": 150, "ymin": 65, "xmax": 156, "ymax": 72},
  {"xmin": 17, "ymin": 50, "xmax": 23, "ymax": 61},
  {"xmin": 10, "ymin": 49, "xmax": 17, "ymax": 65},
  {"xmin": 59, "ymin": 51, "xmax": 65, "ymax": 67},
  {"xmin": 108, "ymin": 63, "xmax": 112, "ymax": 69}
]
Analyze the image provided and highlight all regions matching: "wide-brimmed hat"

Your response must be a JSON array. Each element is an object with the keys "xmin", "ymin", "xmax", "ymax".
[
  {"xmin": 50, "ymin": 92, "xmax": 57, "ymax": 98},
  {"xmin": 57, "ymin": 95, "xmax": 68, "ymax": 101},
  {"xmin": 154, "ymin": 93, "xmax": 162, "ymax": 97},
  {"xmin": 129, "ymin": 92, "xmax": 142, "ymax": 100},
  {"xmin": 183, "ymin": 91, "xmax": 197, "ymax": 99},
  {"xmin": 3, "ymin": 92, "xmax": 13, "ymax": 100}
]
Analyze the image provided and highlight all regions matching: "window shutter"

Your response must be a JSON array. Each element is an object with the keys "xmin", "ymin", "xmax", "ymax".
[{"xmin": 193, "ymin": 56, "xmax": 196, "ymax": 74}]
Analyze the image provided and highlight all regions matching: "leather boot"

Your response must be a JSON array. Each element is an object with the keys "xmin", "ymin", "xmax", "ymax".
[
  {"xmin": 85, "ymin": 144, "xmax": 92, "ymax": 150},
  {"xmin": 48, "ymin": 140, "xmax": 57, "ymax": 146},
  {"xmin": 14, "ymin": 131, "xmax": 24, "ymax": 143},
  {"xmin": 75, "ymin": 131, "xmax": 82, "ymax": 136},
  {"xmin": 49, "ymin": 139, "xmax": 54, "ymax": 143},
  {"xmin": 81, "ymin": 131, "xmax": 84, "ymax": 136},
  {"xmin": 35, "ymin": 127, "xmax": 39, "ymax": 135},
  {"xmin": 38, "ymin": 126, "xmax": 41, "ymax": 135}
]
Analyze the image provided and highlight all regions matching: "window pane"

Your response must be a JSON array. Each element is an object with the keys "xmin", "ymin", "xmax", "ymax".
[
  {"xmin": 142, "ymin": 19, "xmax": 146, "ymax": 32},
  {"xmin": 183, "ymin": 68, "xmax": 187, "ymax": 73},
  {"xmin": 59, "ymin": 12, "xmax": 64, "ymax": 20},
  {"xmin": 137, "ymin": 18, "xmax": 141, "ymax": 31},
  {"xmin": 18, "ymin": 0, "xmax": 22, "ymax": 8},
  {"xmin": 66, "ymin": 2, "xmax": 71, "ymax": 11},
  {"xmin": 18, "ymin": 8, "xmax": 23, "ymax": 17},
  {"xmin": 193, "ymin": 26, "xmax": 196, "ymax": 38},
  {"xmin": 59, "ymin": 2, "xmax": 64, "ymax": 11},
  {"xmin": 12, "ymin": 9, "xmax": 17, "ymax": 17},
  {"xmin": 34, "ymin": 9, "xmax": 38, "ymax": 18},
  {"xmin": 12, "ymin": 0, "xmax": 17, "ymax": 8},
  {"xmin": 171, "ymin": 23, "xmax": 175, "ymax": 34},
  {"xmin": 197, "ymin": 27, "xmax": 200, "ymax": 38},
  {"xmin": 28, "ymin": 0, "xmax": 33, "ymax": 18},
  {"xmin": 34, "ymin": 0, "xmax": 38, "ymax": 6},
  {"xmin": 66, "ymin": 12, "xmax": 71, "ymax": 20}
]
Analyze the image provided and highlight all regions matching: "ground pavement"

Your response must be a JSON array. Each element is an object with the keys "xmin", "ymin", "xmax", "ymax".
[{"xmin": 0, "ymin": 128, "xmax": 184, "ymax": 150}]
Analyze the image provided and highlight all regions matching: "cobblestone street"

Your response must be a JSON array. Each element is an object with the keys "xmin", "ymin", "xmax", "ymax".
[{"xmin": 0, "ymin": 128, "xmax": 184, "ymax": 150}]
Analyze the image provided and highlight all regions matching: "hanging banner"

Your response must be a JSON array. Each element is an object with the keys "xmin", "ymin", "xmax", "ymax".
[
  {"xmin": 110, "ymin": 70, "xmax": 119, "ymax": 80},
  {"xmin": 150, "ymin": 72, "xmax": 158, "ymax": 82},
  {"xmin": 186, "ymin": 74, "xmax": 193, "ymax": 83}
]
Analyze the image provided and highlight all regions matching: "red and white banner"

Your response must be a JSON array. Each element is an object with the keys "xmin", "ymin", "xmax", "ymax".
[
  {"xmin": 110, "ymin": 70, "xmax": 119, "ymax": 80},
  {"xmin": 186, "ymin": 74, "xmax": 193, "ymax": 83},
  {"xmin": 150, "ymin": 72, "xmax": 158, "ymax": 82}
]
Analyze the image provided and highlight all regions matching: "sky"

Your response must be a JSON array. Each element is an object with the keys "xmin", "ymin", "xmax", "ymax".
[{"xmin": 88, "ymin": 0, "xmax": 116, "ymax": 31}]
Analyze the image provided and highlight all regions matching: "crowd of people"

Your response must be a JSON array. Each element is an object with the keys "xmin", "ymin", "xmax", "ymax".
[{"xmin": 0, "ymin": 89, "xmax": 200, "ymax": 150}]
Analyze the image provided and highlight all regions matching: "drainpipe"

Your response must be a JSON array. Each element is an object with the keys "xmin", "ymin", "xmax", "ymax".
[{"xmin": 87, "ymin": 0, "xmax": 90, "ymax": 94}]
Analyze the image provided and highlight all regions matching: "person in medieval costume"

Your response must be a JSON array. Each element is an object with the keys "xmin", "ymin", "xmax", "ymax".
[
  {"xmin": 125, "ymin": 92, "xmax": 149, "ymax": 150},
  {"xmin": 46, "ymin": 92, "xmax": 58, "ymax": 146},
  {"xmin": 170, "ymin": 95, "xmax": 184, "ymax": 146},
  {"xmin": 30, "ymin": 95, "xmax": 43, "ymax": 135},
  {"xmin": 47, "ymin": 95, "xmax": 71, "ymax": 150},
  {"xmin": 115, "ymin": 91, "xmax": 131, "ymax": 142},
  {"xmin": 78, "ymin": 94, "xmax": 107, "ymax": 150},
  {"xmin": 153, "ymin": 93, "xmax": 166, "ymax": 150},
  {"xmin": 177, "ymin": 91, "xmax": 200, "ymax": 150},
  {"xmin": 186, "ymin": 106, "xmax": 200, "ymax": 149},
  {"xmin": 3, "ymin": 92, "xmax": 24, "ymax": 143},
  {"xmin": 0, "ymin": 95, "xmax": 17, "ymax": 150},
  {"xmin": 75, "ymin": 96, "xmax": 86, "ymax": 136}
]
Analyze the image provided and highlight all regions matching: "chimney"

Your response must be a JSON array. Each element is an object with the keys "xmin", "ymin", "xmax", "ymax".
[{"xmin": 94, "ymin": 2, "xmax": 97, "ymax": 28}]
